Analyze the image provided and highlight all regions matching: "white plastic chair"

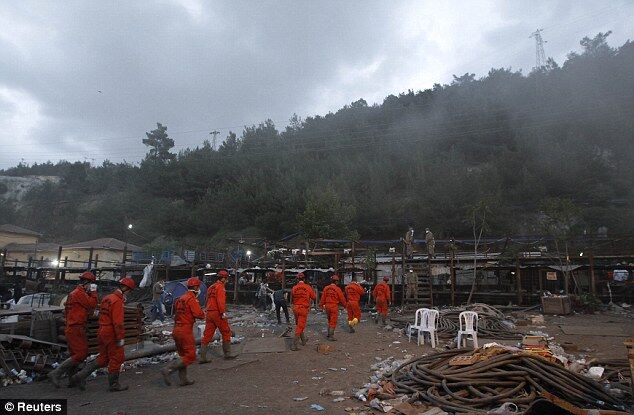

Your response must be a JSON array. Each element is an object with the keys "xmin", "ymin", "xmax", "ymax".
[
  {"xmin": 408, "ymin": 308, "xmax": 429, "ymax": 345},
  {"xmin": 457, "ymin": 311, "xmax": 479, "ymax": 348},
  {"xmin": 420, "ymin": 309, "xmax": 439, "ymax": 348}
]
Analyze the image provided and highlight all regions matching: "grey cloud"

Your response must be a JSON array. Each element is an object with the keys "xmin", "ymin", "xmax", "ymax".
[{"xmin": 0, "ymin": 0, "xmax": 632, "ymax": 167}]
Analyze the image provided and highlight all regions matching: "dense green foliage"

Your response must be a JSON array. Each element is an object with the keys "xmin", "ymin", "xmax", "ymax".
[{"xmin": 2, "ymin": 33, "xmax": 633, "ymax": 247}]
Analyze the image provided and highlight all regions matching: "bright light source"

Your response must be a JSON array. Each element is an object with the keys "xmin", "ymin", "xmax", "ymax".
[
  {"xmin": 246, "ymin": 250, "xmax": 252, "ymax": 256},
  {"xmin": 51, "ymin": 260, "xmax": 59, "ymax": 267},
  {"xmin": 579, "ymin": 252, "xmax": 584, "ymax": 257},
  {"xmin": 127, "ymin": 224, "xmax": 133, "ymax": 229}
]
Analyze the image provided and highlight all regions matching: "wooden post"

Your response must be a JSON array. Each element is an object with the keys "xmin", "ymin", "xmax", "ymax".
[
  {"xmin": 516, "ymin": 257, "xmax": 522, "ymax": 306},
  {"xmin": 13, "ymin": 259, "xmax": 21, "ymax": 301},
  {"xmin": 122, "ymin": 245, "xmax": 128, "ymax": 276},
  {"xmin": 233, "ymin": 270, "xmax": 238, "ymax": 303},
  {"xmin": 350, "ymin": 242, "xmax": 355, "ymax": 281},
  {"xmin": 62, "ymin": 257, "xmax": 68, "ymax": 281},
  {"xmin": 538, "ymin": 268, "xmax": 544, "ymax": 293},
  {"xmin": 94, "ymin": 254, "xmax": 99, "ymax": 269},
  {"xmin": 427, "ymin": 253, "xmax": 433, "ymax": 307},
  {"xmin": 26, "ymin": 257, "xmax": 33, "ymax": 281},
  {"xmin": 88, "ymin": 247, "xmax": 94, "ymax": 269},
  {"xmin": 281, "ymin": 257, "xmax": 286, "ymax": 290},
  {"xmin": 401, "ymin": 241, "xmax": 406, "ymax": 307},
  {"xmin": 391, "ymin": 251, "xmax": 396, "ymax": 304},
  {"xmin": 589, "ymin": 251, "xmax": 597, "ymax": 297},
  {"xmin": 450, "ymin": 248, "xmax": 456, "ymax": 306},
  {"xmin": 55, "ymin": 245, "xmax": 63, "ymax": 283}
]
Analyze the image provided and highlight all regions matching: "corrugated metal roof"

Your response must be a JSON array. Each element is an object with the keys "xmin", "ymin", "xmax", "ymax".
[
  {"xmin": 63, "ymin": 238, "xmax": 143, "ymax": 252},
  {"xmin": 4, "ymin": 243, "xmax": 60, "ymax": 252},
  {"xmin": 0, "ymin": 224, "xmax": 42, "ymax": 236}
]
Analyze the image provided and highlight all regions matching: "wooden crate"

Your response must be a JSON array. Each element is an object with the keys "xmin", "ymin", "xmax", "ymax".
[{"xmin": 541, "ymin": 296, "xmax": 571, "ymax": 315}]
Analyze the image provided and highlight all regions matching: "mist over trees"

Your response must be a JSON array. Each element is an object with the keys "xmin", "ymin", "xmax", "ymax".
[{"xmin": 2, "ymin": 33, "xmax": 633, "ymax": 247}]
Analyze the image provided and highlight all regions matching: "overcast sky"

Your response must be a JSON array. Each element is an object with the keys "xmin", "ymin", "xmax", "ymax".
[{"xmin": 0, "ymin": 0, "xmax": 632, "ymax": 168}]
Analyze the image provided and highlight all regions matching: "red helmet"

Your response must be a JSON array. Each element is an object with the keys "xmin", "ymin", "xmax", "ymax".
[
  {"xmin": 217, "ymin": 270, "xmax": 229, "ymax": 279},
  {"xmin": 119, "ymin": 277, "xmax": 136, "ymax": 290},
  {"xmin": 296, "ymin": 272, "xmax": 305, "ymax": 280},
  {"xmin": 331, "ymin": 274, "xmax": 340, "ymax": 282},
  {"xmin": 80, "ymin": 271, "xmax": 96, "ymax": 282},
  {"xmin": 186, "ymin": 277, "xmax": 201, "ymax": 288},
  {"xmin": 383, "ymin": 276, "xmax": 390, "ymax": 281}
]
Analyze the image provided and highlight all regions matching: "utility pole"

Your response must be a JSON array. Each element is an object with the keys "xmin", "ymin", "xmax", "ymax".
[
  {"xmin": 210, "ymin": 130, "xmax": 220, "ymax": 150},
  {"xmin": 529, "ymin": 29, "xmax": 547, "ymax": 69}
]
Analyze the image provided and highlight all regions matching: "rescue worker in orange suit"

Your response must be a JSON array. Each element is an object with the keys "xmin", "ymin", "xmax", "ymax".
[
  {"xmin": 162, "ymin": 277, "xmax": 204, "ymax": 386},
  {"xmin": 49, "ymin": 271, "xmax": 98, "ymax": 388},
  {"xmin": 319, "ymin": 274, "xmax": 347, "ymax": 341},
  {"xmin": 373, "ymin": 276, "xmax": 391, "ymax": 325},
  {"xmin": 290, "ymin": 272, "xmax": 316, "ymax": 351},
  {"xmin": 344, "ymin": 278, "xmax": 365, "ymax": 333},
  {"xmin": 199, "ymin": 270, "xmax": 235, "ymax": 362},
  {"xmin": 72, "ymin": 277, "xmax": 136, "ymax": 392}
]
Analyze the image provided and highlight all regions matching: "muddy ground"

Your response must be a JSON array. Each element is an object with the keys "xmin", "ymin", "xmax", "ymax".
[{"xmin": 3, "ymin": 306, "xmax": 632, "ymax": 415}]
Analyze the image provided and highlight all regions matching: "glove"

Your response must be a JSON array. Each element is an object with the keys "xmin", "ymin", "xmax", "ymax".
[
  {"xmin": 90, "ymin": 284, "xmax": 98, "ymax": 292},
  {"xmin": 93, "ymin": 309, "xmax": 99, "ymax": 317},
  {"xmin": 221, "ymin": 312, "xmax": 227, "ymax": 320},
  {"xmin": 117, "ymin": 339, "xmax": 125, "ymax": 347}
]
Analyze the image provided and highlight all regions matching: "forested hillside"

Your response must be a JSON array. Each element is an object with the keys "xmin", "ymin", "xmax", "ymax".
[{"xmin": 2, "ymin": 33, "xmax": 633, "ymax": 247}]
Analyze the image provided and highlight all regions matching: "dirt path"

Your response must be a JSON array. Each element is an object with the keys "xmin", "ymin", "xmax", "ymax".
[{"xmin": 3, "ymin": 308, "xmax": 631, "ymax": 415}]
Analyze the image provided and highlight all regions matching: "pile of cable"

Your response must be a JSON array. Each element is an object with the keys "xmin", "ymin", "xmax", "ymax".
[
  {"xmin": 389, "ymin": 347, "xmax": 627, "ymax": 414},
  {"xmin": 436, "ymin": 304, "xmax": 521, "ymax": 340}
]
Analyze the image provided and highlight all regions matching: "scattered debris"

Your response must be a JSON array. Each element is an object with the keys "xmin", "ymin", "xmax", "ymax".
[{"xmin": 310, "ymin": 403, "xmax": 325, "ymax": 411}]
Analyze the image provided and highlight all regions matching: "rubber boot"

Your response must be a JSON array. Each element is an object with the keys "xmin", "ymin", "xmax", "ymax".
[
  {"xmin": 161, "ymin": 359, "xmax": 182, "ymax": 386},
  {"xmin": 290, "ymin": 335, "xmax": 300, "ymax": 351},
  {"xmin": 222, "ymin": 341, "xmax": 236, "ymax": 360},
  {"xmin": 177, "ymin": 365, "xmax": 194, "ymax": 386},
  {"xmin": 198, "ymin": 344, "xmax": 211, "ymax": 364},
  {"xmin": 66, "ymin": 363, "xmax": 79, "ymax": 388},
  {"xmin": 108, "ymin": 373, "xmax": 128, "ymax": 392},
  {"xmin": 48, "ymin": 358, "xmax": 75, "ymax": 388},
  {"xmin": 327, "ymin": 327, "xmax": 337, "ymax": 341},
  {"xmin": 300, "ymin": 333, "xmax": 307, "ymax": 346},
  {"xmin": 71, "ymin": 359, "xmax": 100, "ymax": 391}
]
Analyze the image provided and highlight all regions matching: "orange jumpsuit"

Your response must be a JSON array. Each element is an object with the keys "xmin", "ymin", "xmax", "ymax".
[
  {"xmin": 372, "ymin": 282, "xmax": 391, "ymax": 318},
  {"xmin": 173, "ymin": 291, "xmax": 205, "ymax": 365},
  {"xmin": 291, "ymin": 281, "xmax": 316, "ymax": 336},
  {"xmin": 202, "ymin": 281, "xmax": 231, "ymax": 344},
  {"xmin": 319, "ymin": 283, "xmax": 347, "ymax": 329},
  {"xmin": 65, "ymin": 285, "xmax": 98, "ymax": 364},
  {"xmin": 344, "ymin": 282, "xmax": 365, "ymax": 324},
  {"xmin": 96, "ymin": 290, "xmax": 125, "ymax": 373}
]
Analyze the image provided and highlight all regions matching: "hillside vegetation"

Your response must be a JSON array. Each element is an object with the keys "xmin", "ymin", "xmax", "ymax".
[{"xmin": 2, "ymin": 33, "xmax": 633, "ymax": 247}]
